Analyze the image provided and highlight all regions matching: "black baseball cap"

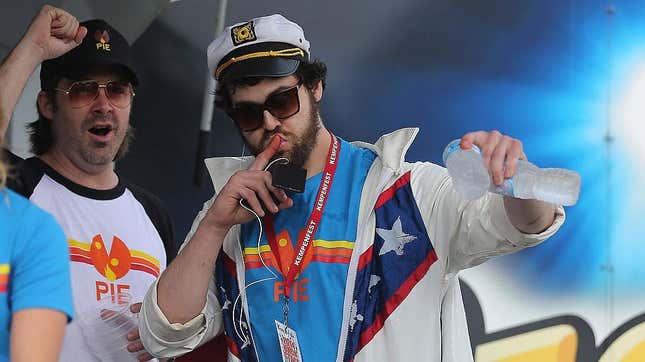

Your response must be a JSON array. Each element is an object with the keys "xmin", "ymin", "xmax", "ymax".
[{"xmin": 40, "ymin": 19, "xmax": 139, "ymax": 89}]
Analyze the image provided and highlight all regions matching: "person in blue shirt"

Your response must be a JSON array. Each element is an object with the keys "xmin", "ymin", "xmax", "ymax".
[
  {"xmin": 0, "ymin": 5, "xmax": 79, "ymax": 362},
  {"xmin": 0, "ymin": 186, "xmax": 74, "ymax": 362}
]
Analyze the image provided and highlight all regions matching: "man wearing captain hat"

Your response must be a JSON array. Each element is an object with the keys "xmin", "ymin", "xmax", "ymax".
[{"xmin": 141, "ymin": 13, "xmax": 564, "ymax": 362}]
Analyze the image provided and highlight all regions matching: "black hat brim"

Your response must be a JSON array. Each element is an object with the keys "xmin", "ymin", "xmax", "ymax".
[
  {"xmin": 40, "ymin": 58, "xmax": 139, "ymax": 90},
  {"xmin": 219, "ymin": 57, "xmax": 301, "ymax": 82}
]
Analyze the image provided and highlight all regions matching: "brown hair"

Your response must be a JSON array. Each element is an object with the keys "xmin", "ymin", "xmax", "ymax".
[{"xmin": 214, "ymin": 59, "xmax": 328, "ymax": 110}]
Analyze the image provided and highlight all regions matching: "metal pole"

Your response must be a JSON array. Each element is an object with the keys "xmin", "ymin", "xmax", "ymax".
[
  {"xmin": 194, "ymin": 0, "xmax": 228, "ymax": 186},
  {"xmin": 602, "ymin": 4, "xmax": 616, "ymax": 353}
]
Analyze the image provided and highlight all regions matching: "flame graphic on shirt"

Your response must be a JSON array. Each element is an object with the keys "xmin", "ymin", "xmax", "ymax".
[
  {"xmin": 93, "ymin": 30, "xmax": 110, "ymax": 44},
  {"xmin": 90, "ymin": 234, "xmax": 131, "ymax": 282},
  {"xmin": 243, "ymin": 229, "xmax": 335, "ymax": 277},
  {"xmin": 69, "ymin": 237, "xmax": 161, "ymax": 279}
]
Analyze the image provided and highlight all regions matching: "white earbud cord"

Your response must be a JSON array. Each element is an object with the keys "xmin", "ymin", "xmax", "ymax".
[{"xmin": 230, "ymin": 156, "xmax": 290, "ymax": 359}]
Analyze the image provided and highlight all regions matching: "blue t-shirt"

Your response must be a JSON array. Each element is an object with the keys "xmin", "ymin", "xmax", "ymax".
[
  {"xmin": 241, "ymin": 138, "xmax": 376, "ymax": 361},
  {"xmin": 0, "ymin": 189, "xmax": 73, "ymax": 361}
]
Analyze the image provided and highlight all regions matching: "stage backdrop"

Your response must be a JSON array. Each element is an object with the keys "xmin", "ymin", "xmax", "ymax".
[
  {"xmin": 121, "ymin": 0, "xmax": 645, "ymax": 360},
  {"xmin": 5, "ymin": 0, "xmax": 645, "ymax": 360}
]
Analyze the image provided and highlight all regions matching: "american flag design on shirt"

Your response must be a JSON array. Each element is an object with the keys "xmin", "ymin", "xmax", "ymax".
[
  {"xmin": 343, "ymin": 171, "xmax": 438, "ymax": 361},
  {"xmin": 215, "ymin": 252, "xmax": 259, "ymax": 361}
]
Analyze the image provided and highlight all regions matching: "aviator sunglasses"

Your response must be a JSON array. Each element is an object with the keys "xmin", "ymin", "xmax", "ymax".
[
  {"xmin": 227, "ymin": 83, "xmax": 301, "ymax": 132},
  {"xmin": 54, "ymin": 80, "xmax": 135, "ymax": 109}
]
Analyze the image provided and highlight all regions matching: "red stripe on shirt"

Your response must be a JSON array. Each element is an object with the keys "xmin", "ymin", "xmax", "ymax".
[
  {"xmin": 357, "ymin": 245, "xmax": 374, "ymax": 271},
  {"xmin": 374, "ymin": 171, "xmax": 411, "ymax": 209},
  {"xmin": 69, "ymin": 246, "xmax": 90, "ymax": 257},
  {"xmin": 130, "ymin": 263, "xmax": 160, "ymax": 278},
  {"xmin": 312, "ymin": 254, "xmax": 351, "ymax": 264},
  {"xmin": 223, "ymin": 254, "xmax": 237, "ymax": 277},
  {"xmin": 357, "ymin": 249, "xmax": 438, "ymax": 350},
  {"xmin": 70, "ymin": 254, "xmax": 93, "ymax": 265},
  {"xmin": 225, "ymin": 335, "xmax": 240, "ymax": 357},
  {"xmin": 130, "ymin": 257, "xmax": 160, "ymax": 275}
]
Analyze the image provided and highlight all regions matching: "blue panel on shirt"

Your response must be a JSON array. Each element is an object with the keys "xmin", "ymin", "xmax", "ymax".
[
  {"xmin": 240, "ymin": 138, "xmax": 376, "ymax": 361},
  {"xmin": 0, "ymin": 189, "xmax": 73, "ymax": 361}
]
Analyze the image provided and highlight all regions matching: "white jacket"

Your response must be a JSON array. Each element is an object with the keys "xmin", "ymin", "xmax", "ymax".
[{"xmin": 140, "ymin": 128, "xmax": 565, "ymax": 362}]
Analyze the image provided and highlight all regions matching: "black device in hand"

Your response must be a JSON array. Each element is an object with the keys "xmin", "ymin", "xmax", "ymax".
[
  {"xmin": 269, "ymin": 163, "xmax": 306, "ymax": 193},
  {"xmin": 240, "ymin": 162, "xmax": 306, "ymax": 213}
]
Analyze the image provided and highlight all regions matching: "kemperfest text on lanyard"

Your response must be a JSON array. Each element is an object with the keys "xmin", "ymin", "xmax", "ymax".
[{"xmin": 263, "ymin": 132, "xmax": 340, "ymax": 299}]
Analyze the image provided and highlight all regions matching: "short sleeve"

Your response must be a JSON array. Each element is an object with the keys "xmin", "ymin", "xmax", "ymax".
[{"xmin": 10, "ymin": 205, "xmax": 74, "ymax": 321}]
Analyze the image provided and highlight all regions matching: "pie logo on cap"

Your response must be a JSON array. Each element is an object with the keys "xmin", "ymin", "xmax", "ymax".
[
  {"xmin": 94, "ymin": 30, "xmax": 111, "ymax": 51},
  {"xmin": 231, "ymin": 21, "xmax": 256, "ymax": 46}
]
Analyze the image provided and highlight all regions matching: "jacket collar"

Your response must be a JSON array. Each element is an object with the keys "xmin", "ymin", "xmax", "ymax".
[{"xmin": 204, "ymin": 127, "xmax": 419, "ymax": 193}]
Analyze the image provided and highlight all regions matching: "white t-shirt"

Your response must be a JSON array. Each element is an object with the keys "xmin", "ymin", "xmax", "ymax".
[{"xmin": 8, "ymin": 156, "xmax": 175, "ymax": 362}]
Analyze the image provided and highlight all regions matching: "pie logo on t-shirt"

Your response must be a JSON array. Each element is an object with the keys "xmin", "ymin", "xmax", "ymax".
[{"xmin": 68, "ymin": 235, "xmax": 160, "ymax": 280}]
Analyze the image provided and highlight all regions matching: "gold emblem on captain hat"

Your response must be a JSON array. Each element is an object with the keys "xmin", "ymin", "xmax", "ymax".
[{"xmin": 231, "ymin": 21, "xmax": 257, "ymax": 46}]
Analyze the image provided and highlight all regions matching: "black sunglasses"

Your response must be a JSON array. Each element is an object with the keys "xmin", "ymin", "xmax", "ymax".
[{"xmin": 227, "ymin": 84, "xmax": 301, "ymax": 132}]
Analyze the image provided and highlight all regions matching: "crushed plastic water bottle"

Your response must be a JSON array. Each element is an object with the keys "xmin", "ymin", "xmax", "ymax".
[
  {"xmin": 442, "ymin": 140, "xmax": 491, "ymax": 200},
  {"xmin": 442, "ymin": 139, "xmax": 581, "ymax": 206}
]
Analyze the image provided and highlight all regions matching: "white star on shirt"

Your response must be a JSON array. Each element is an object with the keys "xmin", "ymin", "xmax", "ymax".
[
  {"xmin": 349, "ymin": 300, "xmax": 364, "ymax": 331},
  {"xmin": 368, "ymin": 275, "xmax": 381, "ymax": 295},
  {"xmin": 220, "ymin": 286, "xmax": 232, "ymax": 310},
  {"xmin": 222, "ymin": 299, "xmax": 232, "ymax": 310},
  {"xmin": 376, "ymin": 217, "xmax": 417, "ymax": 256}
]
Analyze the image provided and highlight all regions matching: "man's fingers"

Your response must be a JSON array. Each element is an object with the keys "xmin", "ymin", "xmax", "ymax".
[
  {"xmin": 272, "ymin": 187, "xmax": 288, "ymax": 203},
  {"xmin": 137, "ymin": 352, "xmax": 154, "ymax": 361},
  {"xmin": 460, "ymin": 131, "xmax": 527, "ymax": 184},
  {"xmin": 48, "ymin": 7, "xmax": 74, "ymax": 32},
  {"xmin": 130, "ymin": 302, "xmax": 142, "ymax": 314},
  {"xmin": 74, "ymin": 26, "xmax": 87, "ymax": 44},
  {"xmin": 277, "ymin": 197, "xmax": 294, "ymax": 210},
  {"xmin": 45, "ymin": 6, "xmax": 84, "ymax": 43},
  {"xmin": 127, "ymin": 341, "xmax": 145, "ymax": 352},
  {"xmin": 50, "ymin": 14, "xmax": 79, "ymax": 39},
  {"xmin": 238, "ymin": 188, "xmax": 266, "ymax": 217},
  {"xmin": 478, "ymin": 131, "xmax": 499, "ymax": 169},
  {"xmin": 126, "ymin": 340, "xmax": 154, "ymax": 361},
  {"xmin": 127, "ymin": 328, "xmax": 140, "ymax": 341},
  {"xmin": 504, "ymin": 140, "xmax": 524, "ymax": 178},
  {"xmin": 490, "ymin": 136, "xmax": 511, "ymax": 185},
  {"xmin": 460, "ymin": 131, "xmax": 487, "ymax": 149},
  {"xmin": 249, "ymin": 135, "xmax": 282, "ymax": 171},
  {"xmin": 255, "ymin": 186, "xmax": 279, "ymax": 214}
]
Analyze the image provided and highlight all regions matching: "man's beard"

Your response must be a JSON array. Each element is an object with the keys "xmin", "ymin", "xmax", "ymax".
[
  {"xmin": 248, "ymin": 95, "xmax": 321, "ymax": 169},
  {"xmin": 76, "ymin": 115, "xmax": 134, "ymax": 165}
]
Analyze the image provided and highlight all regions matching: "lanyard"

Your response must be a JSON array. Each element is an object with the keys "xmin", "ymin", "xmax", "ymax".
[{"xmin": 262, "ymin": 132, "xmax": 340, "ymax": 301}]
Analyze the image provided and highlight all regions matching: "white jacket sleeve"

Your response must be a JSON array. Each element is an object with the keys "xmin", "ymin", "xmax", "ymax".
[
  {"xmin": 139, "ymin": 197, "xmax": 224, "ymax": 358},
  {"xmin": 409, "ymin": 162, "xmax": 565, "ymax": 273}
]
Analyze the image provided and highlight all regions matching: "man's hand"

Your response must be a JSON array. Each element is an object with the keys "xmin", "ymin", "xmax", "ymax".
[
  {"xmin": 202, "ymin": 135, "xmax": 294, "ymax": 232},
  {"xmin": 0, "ymin": 5, "xmax": 86, "ymax": 138},
  {"xmin": 23, "ymin": 5, "xmax": 87, "ymax": 62},
  {"xmin": 461, "ymin": 130, "xmax": 556, "ymax": 234},
  {"xmin": 126, "ymin": 302, "xmax": 154, "ymax": 361},
  {"xmin": 460, "ymin": 130, "xmax": 527, "ymax": 186}
]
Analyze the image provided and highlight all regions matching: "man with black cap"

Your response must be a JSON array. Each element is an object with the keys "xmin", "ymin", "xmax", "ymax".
[
  {"xmin": 140, "ymin": 14, "xmax": 565, "ymax": 362},
  {"xmin": 0, "ymin": 5, "xmax": 175, "ymax": 361}
]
